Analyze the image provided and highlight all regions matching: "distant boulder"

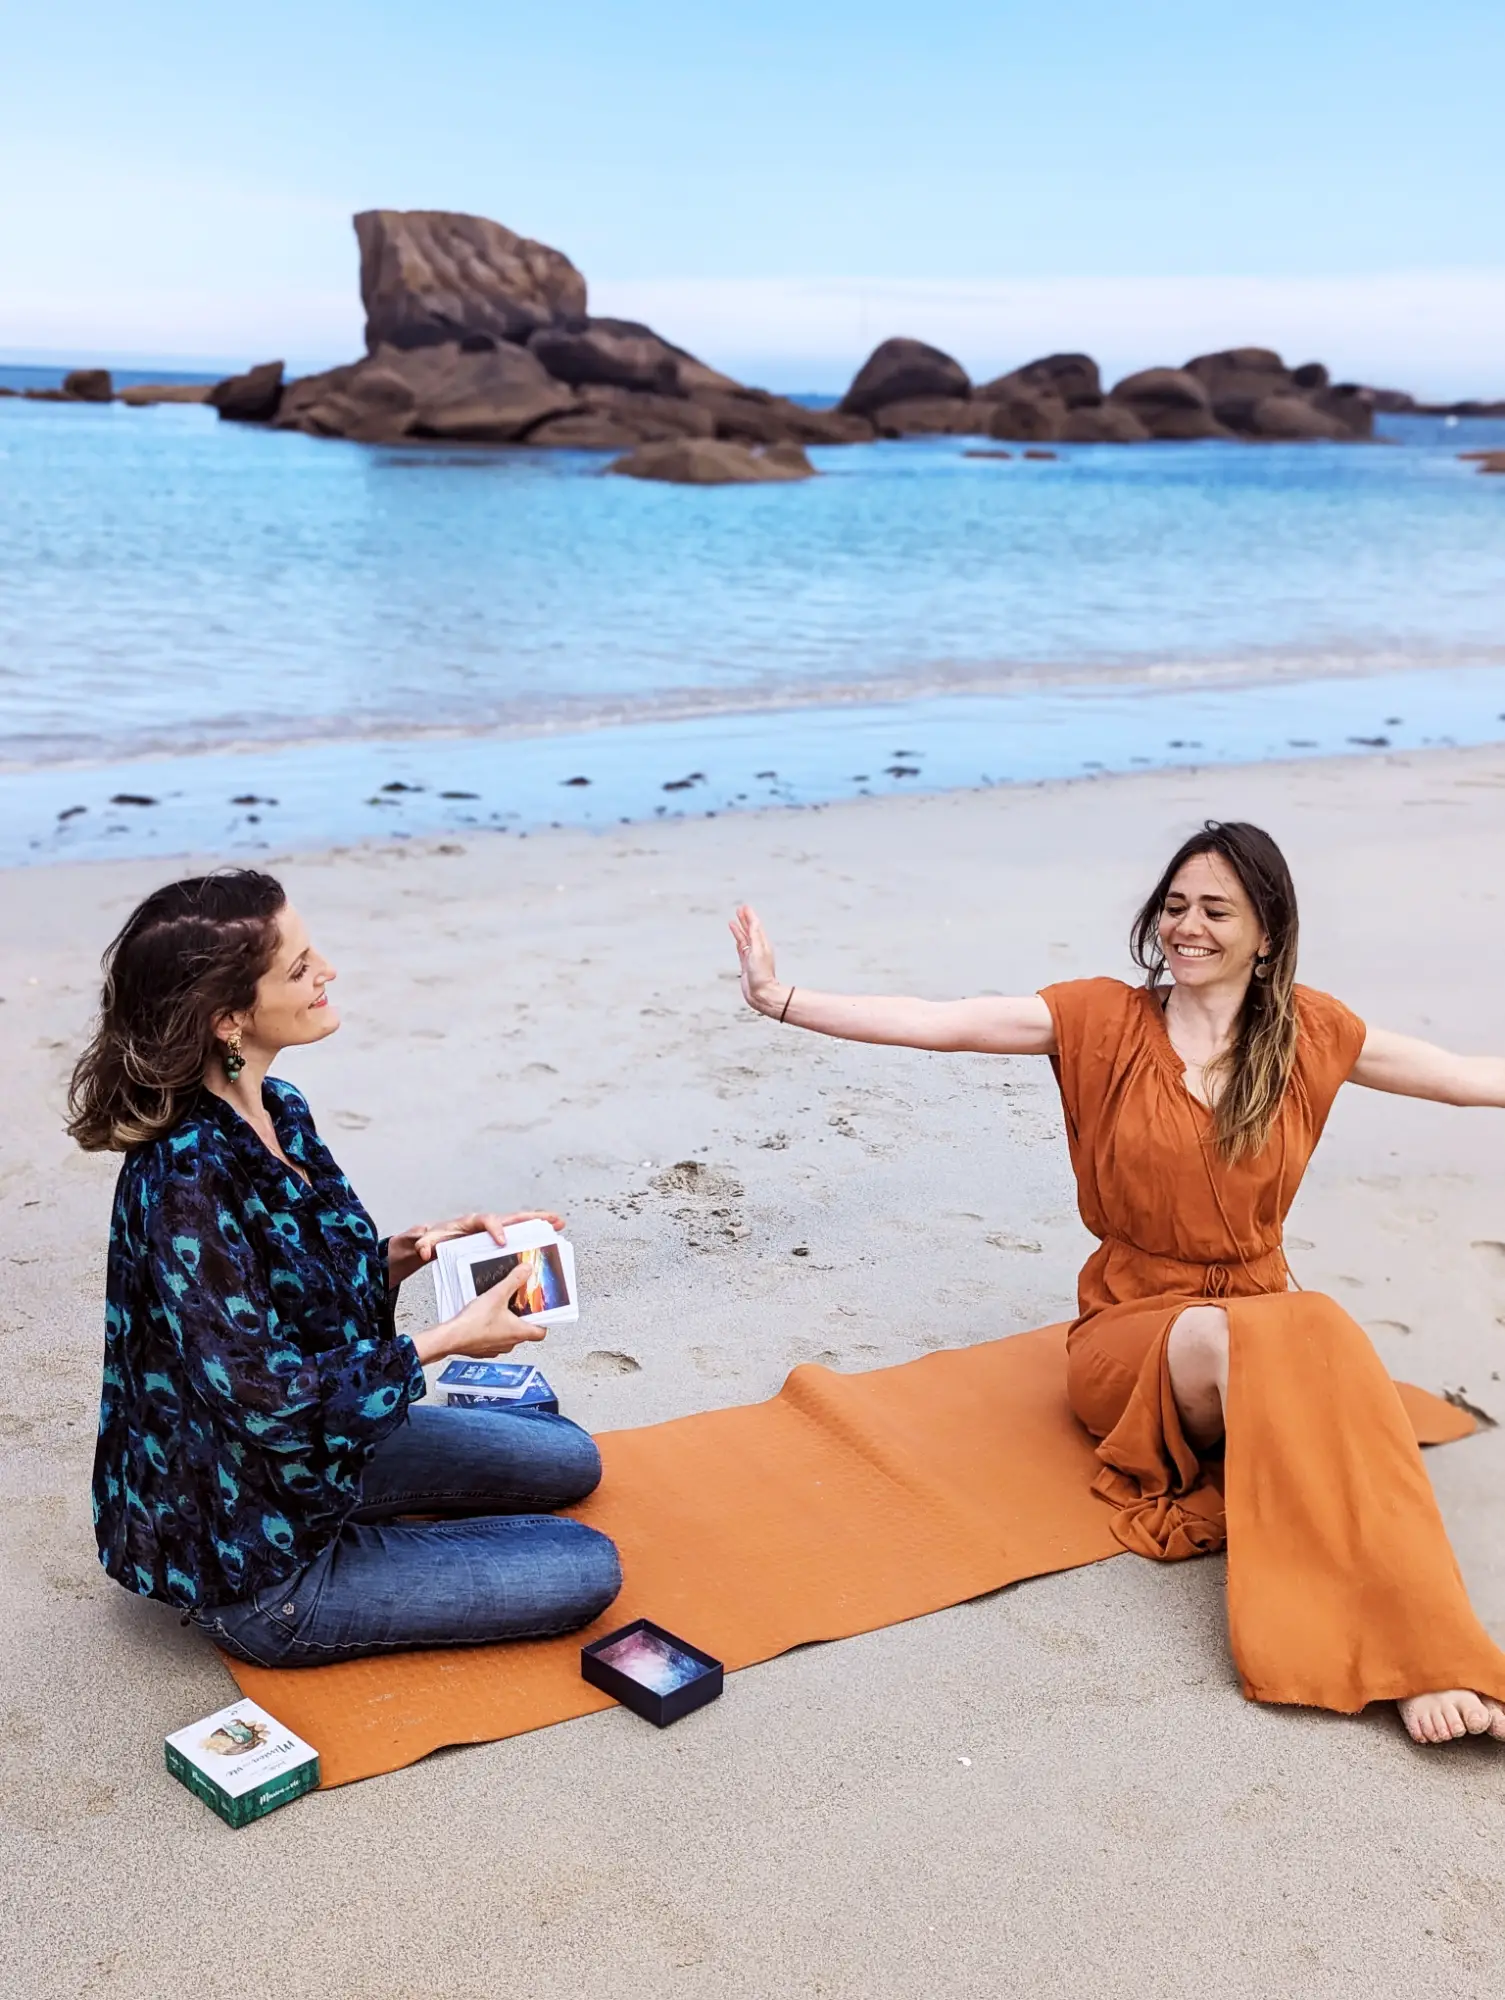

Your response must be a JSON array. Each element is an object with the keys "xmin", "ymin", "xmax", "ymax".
[
  {"xmin": 528, "ymin": 317, "xmax": 686, "ymax": 395},
  {"xmin": 839, "ymin": 338, "xmax": 970, "ymax": 417},
  {"xmin": 209, "ymin": 360, "xmax": 286, "ymax": 423},
  {"xmin": 1109, "ymin": 368, "xmax": 1224, "ymax": 440},
  {"xmin": 354, "ymin": 209, "xmax": 587, "ymax": 351},
  {"xmin": 606, "ymin": 438, "xmax": 816, "ymax": 484},
  {"xmin": 1291, "ymin": 362, "xmax": 1329, "ymax": 391},
  {"xmin": 62, "ymin": 368, "xmax": 113, "ymax": 402},
  {"xmin": 1061, "ymin": 402, "xmax": 1150, "ymax": 443},
  {"xmin": 986, "ymin": 387, "xmax": 1066, "ymax": 443},
  {"xmin": 977, "ymin": 353, "xmax": 1101, "ymax": 409},
  {"xmin": 119, "ymin": 382, "xmax": 212, "ymax": 406}
]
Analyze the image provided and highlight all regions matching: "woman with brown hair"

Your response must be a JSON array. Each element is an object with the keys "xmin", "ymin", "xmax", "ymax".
[
  {"xmin": 730, "ymin": 820, "xmax": 1505, "ymax": 1745},
  {"xmin": 71, "ymin": 870, "xmax": 620, "ymax": 1667}
]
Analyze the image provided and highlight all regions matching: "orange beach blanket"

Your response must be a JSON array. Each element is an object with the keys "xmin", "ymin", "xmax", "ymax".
[{"xmin": 227, "ymin": 1324, "xmax": 1474, "ymax": 1788}]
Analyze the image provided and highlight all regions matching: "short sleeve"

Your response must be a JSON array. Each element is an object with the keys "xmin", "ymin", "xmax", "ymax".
[
  {"xmin": 1038, "ymin": 978, "xmax": 1142, "ymax": 1149},
  {"xmin": 1292, "ymin": 986, "xmax": 1367, "ymax": 1133}
]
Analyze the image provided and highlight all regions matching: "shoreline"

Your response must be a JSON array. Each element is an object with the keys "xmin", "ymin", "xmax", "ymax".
[
  {"xmin": 6, "ymin": 658, "xmax": 1505, "ymax": 868},
  {"xmin": 9, "ymin": 639, "xmax": 1505, "ymax": 777}
]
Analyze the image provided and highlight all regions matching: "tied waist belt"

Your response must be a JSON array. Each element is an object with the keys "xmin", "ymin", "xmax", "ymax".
[{"xmin": 1097, "ymin": 1237, "xmax": 1289, "ymax": 1300}]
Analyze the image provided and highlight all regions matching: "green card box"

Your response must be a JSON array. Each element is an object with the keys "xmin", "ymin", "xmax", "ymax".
[{"xmin": 164, "ymin": 1699, "xmax": 319, "ymax": 1828}]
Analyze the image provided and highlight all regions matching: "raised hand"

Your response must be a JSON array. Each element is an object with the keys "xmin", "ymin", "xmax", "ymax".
[
  {"xmin": 387, "ymin": 1209, "xmax": 567, "ymax": 1289},
  {"xmin": 729, "ymin": 904, "xmax": 785, "ymax": 1016}
]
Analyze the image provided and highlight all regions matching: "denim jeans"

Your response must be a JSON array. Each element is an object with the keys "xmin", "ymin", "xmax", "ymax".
[{"xmin": 193, "ymin": 1404, "xmax": 621, "ymax": 1668}]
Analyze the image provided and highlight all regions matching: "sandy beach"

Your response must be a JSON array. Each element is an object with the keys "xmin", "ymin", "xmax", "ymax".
[{"xmin": 5, "ymin": 745, "xmax": 1505, "ymax": 2000}]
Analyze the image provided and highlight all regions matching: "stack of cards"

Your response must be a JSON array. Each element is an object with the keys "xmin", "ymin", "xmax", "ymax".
[
  {"xmin": 432, "ymin": 1220, "xmax": 579, "ymax": 1326},
  {"xmin": 435, "ymin": 1357, "xmax": 560, "ymax": 1413}
]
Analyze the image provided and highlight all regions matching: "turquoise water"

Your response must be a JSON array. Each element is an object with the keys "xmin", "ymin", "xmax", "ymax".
[{"xmin": 1, "ymin": 391, "xmax": 1502, "ymax": 861}]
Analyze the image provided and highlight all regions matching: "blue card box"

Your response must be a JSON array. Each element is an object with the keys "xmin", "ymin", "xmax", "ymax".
[{"xmin": 436, "ymin": 1359, "xmax": 559, "ymax": 1414}]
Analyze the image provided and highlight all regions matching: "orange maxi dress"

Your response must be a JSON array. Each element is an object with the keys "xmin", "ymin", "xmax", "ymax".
[{"xmin": 1041, "ymin": 975, "xmax": 1505, "ymax": 1713}]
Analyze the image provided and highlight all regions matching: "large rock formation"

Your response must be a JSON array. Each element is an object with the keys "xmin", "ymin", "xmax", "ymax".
[
  {"xmin": 229, "ymin": 210, "xmax": 876, "ymax": 451},
  {"xmin": 355, "ymin": 210, "xmax": 586, "ymax": 350}
]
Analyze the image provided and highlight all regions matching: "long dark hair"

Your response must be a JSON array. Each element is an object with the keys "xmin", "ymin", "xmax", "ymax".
[
  {"xmin": 67, "ymin": 870, "xmax": 286, "ymax": 1152},
  {"xmin": 1130, "ymin": 822, "xmax": 1299, "ymax": 1163}
]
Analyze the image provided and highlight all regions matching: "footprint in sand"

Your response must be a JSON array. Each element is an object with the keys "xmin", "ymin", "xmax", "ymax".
[
  {"xmin": 581, "ymin": 1351, "xmax": 641, "ymax": 1377},
  {"xmin": 332, "ymin": 1110, "xmax": 372, "ymax": 1131},
  {"xmin": 1367, "ymin": 1319, "xmax": 1411, "ymax": 1337},
  {"xmin": 1471, "ymin": 1240, "xmax": 1505, "ymax": 1268},
  {"xmin": 986, "ymin": 1231, "xmax": 1043, "ymax": 1254}
]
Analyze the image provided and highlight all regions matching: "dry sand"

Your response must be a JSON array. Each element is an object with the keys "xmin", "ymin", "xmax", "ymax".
[{"xmin": 4, "ymin": 745, "xmax": 1505, "ymax": 1999}]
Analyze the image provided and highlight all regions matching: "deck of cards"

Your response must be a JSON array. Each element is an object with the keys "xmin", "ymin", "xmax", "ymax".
[
  {"xmin": 432, "ymin": 1220, "xmax": 579, "ymax": 1327},
  {"xmin": 435, "ymin": 1357, "xmax": 560, "ymax": 1412}
]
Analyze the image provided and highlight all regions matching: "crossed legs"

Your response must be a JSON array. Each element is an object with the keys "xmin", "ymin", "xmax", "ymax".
[{"xmin": 1166, "ymin": 1301, "xmax": 1505, "ymax": 1746}]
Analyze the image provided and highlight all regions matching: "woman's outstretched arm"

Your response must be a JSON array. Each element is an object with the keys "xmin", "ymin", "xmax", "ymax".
[
  {"xmin": 1351, "ymin": 1026, "xmax": 1505, "ymax": 1107},
  {"xmin": 729, "ymin": 904, "xmax": 1056, "ymax": 1056}
]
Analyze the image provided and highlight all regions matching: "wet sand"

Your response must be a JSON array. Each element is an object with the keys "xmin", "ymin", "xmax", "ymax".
[{"xmin": 4, "ymin": 745, "xmax": 1504, "ymax": 1999}]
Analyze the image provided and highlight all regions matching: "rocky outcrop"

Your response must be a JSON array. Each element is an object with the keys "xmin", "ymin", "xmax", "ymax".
[
  {"xmin": 1109, "ymin": 367, "xmax": 1225, "ymax": 440},
  {"xmin": 209, "ymin": 361, "xmax": 286, "ymax": 423},
  {"xmin": 228, "ymin": 210, "xmax": 875, "ymax": 451},
  {"xmin": 606, "ymin": 438, "xmax": 816, "ymax": 484},
  {"xmin": 839, "ymin": 338, "xmax": 971, "ymax": 418},
  {"xmin": 355, "ymin": 210, "xmax": 586, "ymax": 350},
  {"xmin": 203, "ymin": 207, "xmax": 1416, "ymax": 453},
  {"xmin": 62, "ymin": 368, "xmax": 113, "ymax": 402}
]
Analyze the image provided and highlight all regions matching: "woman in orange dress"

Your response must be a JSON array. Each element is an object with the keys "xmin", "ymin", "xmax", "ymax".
[{"xmin": 730, "ymin": 819, "xmax": 1505, "ymax": 1745}]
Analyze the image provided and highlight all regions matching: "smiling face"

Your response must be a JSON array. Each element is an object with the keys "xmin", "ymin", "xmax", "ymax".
[
  {"xmin": 224, "ymin": 902, "xmax": 340, "ymax": 1061},
  {"xmin": 1157, "ymin": 850, "xmax": 1269, "ymax": 992}
]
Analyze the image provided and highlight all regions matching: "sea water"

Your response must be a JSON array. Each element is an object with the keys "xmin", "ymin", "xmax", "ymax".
[{"xmin": 1, "ymin": 389, "xmax": 1502, "ymax": 863}]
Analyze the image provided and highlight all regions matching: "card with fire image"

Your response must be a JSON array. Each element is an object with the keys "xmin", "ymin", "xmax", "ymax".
[{"xmin": 434, "ymin": 1221, "xmax": 579, "ymax": 1326}]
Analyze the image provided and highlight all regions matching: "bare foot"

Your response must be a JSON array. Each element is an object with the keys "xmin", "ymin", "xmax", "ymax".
[{"xmin": 1398, "ymin": 1690, "xmax": 1505, "ymax": 1744}]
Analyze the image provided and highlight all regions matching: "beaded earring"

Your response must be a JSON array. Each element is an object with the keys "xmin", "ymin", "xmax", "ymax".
[{"xmin": 223, "ymin": 1028, "xmax": 245, "ymax": 1081}]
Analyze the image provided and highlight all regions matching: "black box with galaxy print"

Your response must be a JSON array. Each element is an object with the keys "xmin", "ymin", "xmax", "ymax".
[{"xmin": 581, "ymin": 1618, "xmax": 724, "ymax": 1726}]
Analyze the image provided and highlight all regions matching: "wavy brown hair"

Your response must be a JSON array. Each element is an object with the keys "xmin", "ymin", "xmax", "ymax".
[
  {"xmin": 67, "ymin": 870, "xmax": 286, "ymax": 1152},
  {"xmin": 1130, "ymin": 821, "xmax": 1299, "ymax": 1163}
]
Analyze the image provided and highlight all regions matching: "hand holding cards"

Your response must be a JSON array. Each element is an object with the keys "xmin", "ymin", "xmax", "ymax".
[{"xmin": 432, "ymin": 1219, "xmax": 579, "ymax": 1328}]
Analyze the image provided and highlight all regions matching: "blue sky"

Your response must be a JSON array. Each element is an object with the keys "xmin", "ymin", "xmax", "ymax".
[{"xmin": 2, "ymin": 0, "xmax": 1502, "ymax": 392}]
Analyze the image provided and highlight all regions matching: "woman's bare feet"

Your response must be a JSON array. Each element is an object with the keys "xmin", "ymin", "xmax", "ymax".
[{"xmin": 1398, "ymin": 1690, "xmax": 1505, "ymax": 1743}]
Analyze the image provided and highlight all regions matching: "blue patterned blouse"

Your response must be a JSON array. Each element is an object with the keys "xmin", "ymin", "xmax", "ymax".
[{"xmin": 93, "ymin": 1078, "xmax": 426, "ymax": 1610}]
